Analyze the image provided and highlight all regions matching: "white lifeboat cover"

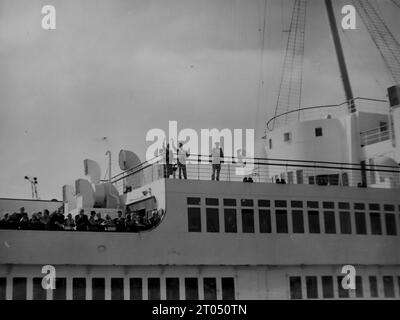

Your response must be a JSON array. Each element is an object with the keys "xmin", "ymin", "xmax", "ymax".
[{"xmin": 84, "ymin": 159, "xmax": 101, "ymax": 184}]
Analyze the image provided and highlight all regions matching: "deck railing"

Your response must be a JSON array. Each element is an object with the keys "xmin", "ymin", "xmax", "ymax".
[
  {"xmin": 111, "ymin": 154, "xmax": 400, "ymax": 193},
  {"xmin": 266, "ymin": 97, "xmax": 389, "ymax": 131},
  {"xmin": 360, "ymin": 126, "xmax": 391, "ymax": 146}
]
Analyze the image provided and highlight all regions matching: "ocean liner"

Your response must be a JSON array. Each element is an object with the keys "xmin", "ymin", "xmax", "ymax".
[{"xmin": 1, "ymin": 0, "xmax": 400, "ymax": 300}]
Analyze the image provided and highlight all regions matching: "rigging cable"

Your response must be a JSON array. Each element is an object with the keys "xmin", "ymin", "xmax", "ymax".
[
  {"xmin": 272, "ymin": 0, "xmax": 307, "ymax": 129},
  {"xmin": 352, "ymin": 0, "xmax": 400, "ymax": 85},
  {"xmin": 255, "ymin": 0, "xmax": 268, "ymax": 139}
]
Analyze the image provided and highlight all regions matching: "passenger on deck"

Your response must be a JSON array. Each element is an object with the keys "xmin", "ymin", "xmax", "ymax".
[
  {"xmin": 114, "ymin": 210, "xmax": 125, "ymax": 232},
  {"xmin": 16, "ymin": 207, "xmax": 26, "ymax": 222},
  {"xmin": 125, "ymin": 213, "xmax": 135, "ymax": 232},
  {"xmin": 41, "ymin": 210, "xmax": 51, "ymax": 230},
  {"xmin": 29, "ymin": 213, "xmax": 43, "ymax": 230},
  {"xmin": 0, "ymin": 213, "xmax": 10, "ymax": 229},
  {"xmin": 88, "ymin": 211, "xmax": 98, "ymax": 231},
  {"xmin": 95, "ymin": 212, "xmax": 105, "ymax": 231},
  {"xmin": 19, "ymin": 214, "xmax": 30, "ymax": 230},
  {"xmin": 102, "ymin": 214, "xmax": 116, "ymax": 231},
  {"xmin": 75, "ymin": 209, "xmax": 89, "ymax": 231},
  {"xmin": 49, "ymin": 210, "xmax": 65, "ymax": 230},
  {"xmin": 8, "ymin": 213, "xmax": 19, "ymax": 229},
  {"xmin": 64, "ymin": 213, "xmax": 76, "ymax": 231},
  {"xmin": 160, "ymin": 140, "xmax": 175, "ymax": 179},
  {"xmin": 173, "ymin": 141, "xmax": 189, "ymax": 180},
  {"xmin": 211, "ymin": 142, "xmax": 224, "ymax": 181}
]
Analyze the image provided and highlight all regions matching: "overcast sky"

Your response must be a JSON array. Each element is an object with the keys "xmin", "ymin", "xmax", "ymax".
[{"xmin": 0, "ymin": 0, "xmax": 399, "ymax": 200}]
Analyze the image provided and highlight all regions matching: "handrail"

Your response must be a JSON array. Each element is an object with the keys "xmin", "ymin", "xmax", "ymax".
[
  {"xmin": 112, "ymin": 154, "xmax": 400, "ymax": 184},
  {"xmin": 266, "ymin": 97, "xmax": 388, "ymax": 131}
]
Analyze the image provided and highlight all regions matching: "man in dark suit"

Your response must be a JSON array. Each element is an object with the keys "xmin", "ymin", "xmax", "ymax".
[{"xmin": 75, "ymin": 209, "xmax": 89, "ymax": 231}]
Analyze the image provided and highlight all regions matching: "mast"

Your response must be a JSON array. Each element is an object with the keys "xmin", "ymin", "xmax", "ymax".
[{"xmin": 325, "ymin": 0, "xmax": 355, "ymax": 113}]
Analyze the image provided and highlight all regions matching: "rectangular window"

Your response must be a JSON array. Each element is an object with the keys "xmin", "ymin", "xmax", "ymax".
[
  {"xmin": 203, "ymin": 278, "xmax": 217, "ymax": 300},
  {"xmin": 32, "ymin": 277, "xmax": 47, "ymax": 300},
  {"xmin": 337, "ymin": 276, "xmax": 349, "ymax": 298},
  {"xmin": 258, "ymin": 200, "xmax": 270, "ymax": 207},
  {"xmin": 111, "ymin": 278, "xmax": 124, "ymax": 300},
  {"xmin": 188, "ymin": 207, "xmax": 201, "ymax": 232},
  {"xmin": 148, "ymin": 278, "xmax": 161, "ymax": 300},
  {"xmin": 276, "ymin": 210, "xmax": 288, "ymax": 233},
  {"xmin": 354, "ymin": 203, "xmax": 365, "ymax": 210},
  {"xmin": 307, "ymin": 201, "xmax": 319, "ymax": 208},
  {"xmin": 187, "ymin": 197, "xmax": 201, "ymax": 206},
  {"xmin": 398, "ymin": 277, "xmax": 400, "ymax": 297},
  {"xmin": 341, "ymin": 173, "xmax": 349, "ymax": 186},
  {"xmin": 324, "ymin": 211, "xmax": 336, "ymax": 233},
  {"xmin": 289, "ymin": 277, "xmax": 302, "ymax": 299},
  {"xmin": 369, "ymin": 203, "xmax": 380, "ymax": 211},
  {"xmin": 242, "ymin": 209, "xmax": 255, "ymax": 233},
  {"xmin": 166, "ymin": 278, "xmax": 180, "ymax": 300},
  {"xmin": 383, "ymin": 276, "xmax": 395, "ymax": 298},
  {"xmin": 339, "ymin": 202, "xmax": 350, "ymax": 210},
  {"xmin": 259, "ymin": 209, "xmax": 271, "ymax": 233},
  {"xmin": 206, "ymin": 208, "xmax": 219, "ymax": 232},
  {"xmin": 306, "ymin": 276, "xmax": 318, "ymax": 299},
  {"xmin": 287, "ymin": 172, "xmax": 294, "ymax": 184},
  {"xmin": 223, "ymin": 198, "xmax": 236, "ymax": 206},
  {"xmin": 370, "ymin": 213, "xmax": 382, "ymax": 235},
  {"xmin": 308, "ymin": 211, "xmax": 320, "ymax": 233},
  {"xmin": 185, "ymin": 278, "xmax": 198, "ymax": 300},
  {"xmin": 129, "ymin": 278, "xmax": 142, "ymax": 300},
  {"xmin": 72, "ymin": 278, "xmax": 86, "ymax": 300},
  {"xmin": 369, "ymin": 276, "xmax": 378, "ymax": 298},
  {"xmin": 92, "ymin": 278, "xmax": 105, "ymax": 300},
  {"xmin": 355, "ymin": 276, "xmax": 363, "ymax": 298},
  {"xmin": 275, "ymin": 200, "xmax": 287, "ymax": 208},
  {"xmin": 224, "ymin": 209, "xmax": 237, "ymax": 233},
  {"xmin": 315, "ymin": 127, "xmax": 323, "ymax": 137},
  {"xmin": 385, "ymin": 213, "xmax": 397, "ymax": 235},
  {"xmin": 241, "ymin": 199, "xmax": 254, "ymax": 207},
  {"xmin": 0, "ymin": 278, "xmax": 5, "ymax": 300},
  {"xmin": 222, "ymin": 278, "xmax": 235, "ymax": 300},
  {"xmin": 296, "ymin": 170, "xmax": 304, "ymax": 184},
  {"xmin": 292, "ymin": 210, "xmax": 304, "ymax": 233},
  {"xmin": 291, "ymin": 201, "xmax": 303, "ymax": 208},
  {"xmin": 284, "ymin": 132, "xmax": 291, "ymax": 142},
  {"xmin": 323, "ymin": 201, "xmax": 334, "ymax": 209},
  {"xmin": 54, "ymin": 278, "xmax": 67, "ymax": 300},
  {"xmin": 322, "ymin": 276, "xmax": 334, "ymax": 298},
  {"xmin": 384, "ymin": 204, "xmax": 395, "ymax": 211},
  {"xmin": 355, "ymin": 212, "xmax": 367, "ymax": 234},
  {"xmin": 12, "ymin": 277, "xmax": 27, "ymax": 300},
  {"xmin": 339, "ymin": 212, "xmax": 352, "ymax": 234},
  {"xmin": 205, "ymin": 198, "xmax": 219, "ymax": 206}
]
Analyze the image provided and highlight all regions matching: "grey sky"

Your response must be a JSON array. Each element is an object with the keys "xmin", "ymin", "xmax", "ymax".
[{"xmin": 0, "ymin": 0, "xmax": 399, "ymax": 200}]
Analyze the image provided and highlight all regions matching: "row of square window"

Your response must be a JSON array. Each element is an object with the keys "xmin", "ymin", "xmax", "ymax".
[
  {"xmin": 289, "ymin": 275, "xmax": 400, "ymax": 299},
  {"xmin": 187, "ymin": 206, "xmax": 398, "ymax": 235},
  {"xmin": 0, "ymin": 277, "xmax": 235, "ymax": 301},
  {"xmin": 187, "ymin": 197, "xmax": 399, "ymax": 212}
]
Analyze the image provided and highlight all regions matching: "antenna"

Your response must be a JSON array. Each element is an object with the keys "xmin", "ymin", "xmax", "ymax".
[{"xmin": 106, "ymin": 151, "xmax": 112, "ymax": 182}]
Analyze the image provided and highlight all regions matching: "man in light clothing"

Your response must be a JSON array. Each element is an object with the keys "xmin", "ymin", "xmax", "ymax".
[
  {"xmin": 176, "ymin": 142, "xmax": 189, "ymax": 179},
  {"xmin": 211, "ymin": 142, "xmax": 224, "ymax": 181}
]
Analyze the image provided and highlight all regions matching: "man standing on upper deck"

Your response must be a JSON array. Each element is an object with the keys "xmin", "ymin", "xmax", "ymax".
[
  {"xmin": 211, "ymin": 142, "xmax": 224, "ymax": 181},
  {"xmin": 173, "ymin": 141, "xmax": 189, "ymax": 180}
]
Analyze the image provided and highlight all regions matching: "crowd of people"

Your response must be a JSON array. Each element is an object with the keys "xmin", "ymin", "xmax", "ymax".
[{"xmin": 0, "ymin": 207, "xmax": 162, "ymax": 232}]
